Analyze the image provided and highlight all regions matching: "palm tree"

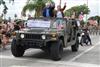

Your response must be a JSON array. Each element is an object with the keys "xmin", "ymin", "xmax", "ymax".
[
  {"xmin": 0, "ymin": 0, "xmax": 8, "ymax": 19},
  {"xmin": 22, "ymin": 0, "xmax": 53, "ymax": 17},
  {"xmin": 0, "ymin": 0, "xmax": 14, "ymax": 18}
]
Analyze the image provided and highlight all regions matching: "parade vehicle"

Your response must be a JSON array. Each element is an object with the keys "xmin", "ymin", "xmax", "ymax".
[{"xmin": 11, "ymin": 18, "xmax": 80, "ymax": 61}]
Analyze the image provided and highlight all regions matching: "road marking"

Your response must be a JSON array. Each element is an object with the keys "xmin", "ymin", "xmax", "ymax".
[
  {"xmin": 0, "ymin": 55, "xmax": 99, "ymax": 67},
  {"xmin": 38, "ymin": 61, "xmax": 99, "ymax": 67},
  {"xmin": 69, "ymin": 41, "xmax": 100, "ymax": 62},
  {"xmin": 10, "ymin": 66, "xmax": 28, "ymax": 67},
  {"xmin": 8, "ymin": 61, "xmax": 99, "ymax": 67},
  {"xmin": 0, "ymin": 55, "xmax": 28, "ymax": 61}
]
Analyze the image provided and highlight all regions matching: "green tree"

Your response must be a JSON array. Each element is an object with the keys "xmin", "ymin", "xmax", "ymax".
[
  {"xmin": 22, "ymin": 0, "xmax": 53, "ymax": 17},
  {"xmin": 0, "ymin": 0, "xmax": 14, "ymax": 18},
  {"xmin": 0, "ymin": 0, "xmax": 8, "ymax": 16},
  {"xmin": 65, "ymin": 4, "xmax": 90, "ymax": 18}
]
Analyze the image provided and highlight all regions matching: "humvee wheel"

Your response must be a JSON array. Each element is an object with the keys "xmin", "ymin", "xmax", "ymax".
[
  {"xmin": 71, "ymin": 37, "xmax": 79, "ymax": 52},
  {"xmin": 11, "ymin": 39, "xmax": 25, "ymax": 57},
  {"xmin": 50, "ymin": 40, "xmax": 63, "ymax": 61}
]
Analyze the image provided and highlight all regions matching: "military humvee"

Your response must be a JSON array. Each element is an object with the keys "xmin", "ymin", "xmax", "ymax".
[{"xmin": 11, "ymin": 18, "xmax": 80, "ymax": 61}]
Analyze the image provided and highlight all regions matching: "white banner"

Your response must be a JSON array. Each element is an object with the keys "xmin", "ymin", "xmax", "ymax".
[{"xmin": 27, "ymin": 20, "xmax": 51, "ymax": 28}]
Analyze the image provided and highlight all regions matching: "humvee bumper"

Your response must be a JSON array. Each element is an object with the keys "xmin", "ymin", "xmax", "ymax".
[{"xmin": 14, "ymin": 38, "xmax": 57, "ymax": 48}]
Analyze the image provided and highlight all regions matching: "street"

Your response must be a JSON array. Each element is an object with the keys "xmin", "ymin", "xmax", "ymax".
[
  {"xmin": 0, "ymin": 0, "xmax": 100, "ymax": 67},
  {"xmin": 0, "ymin": 34, "xmax": 100, "ymax": 67}
]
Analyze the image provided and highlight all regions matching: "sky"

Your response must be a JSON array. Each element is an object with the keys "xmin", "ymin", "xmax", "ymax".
[{"xmin": 0, "ymin": 0, "xmax": 100, "ymax": 19}]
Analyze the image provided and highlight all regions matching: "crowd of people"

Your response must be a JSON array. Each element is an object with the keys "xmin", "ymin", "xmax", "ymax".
[{"xmin": 0, "ymin": 20, "xmax": 24, "ymax": 49}]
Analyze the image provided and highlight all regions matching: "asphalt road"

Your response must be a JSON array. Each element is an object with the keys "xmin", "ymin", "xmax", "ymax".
[{"xmin": 0, "ymin": 34, "xmax": 100, "ymax": 67}]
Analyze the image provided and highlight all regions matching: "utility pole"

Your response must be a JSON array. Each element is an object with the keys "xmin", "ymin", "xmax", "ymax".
[
  {"xmin": 86, "ymin": 0, "xmax": 88, "ymax": 22},
  {"xmin": 60, "ymin": 0, "xmax": 61, "ymax": 5}
]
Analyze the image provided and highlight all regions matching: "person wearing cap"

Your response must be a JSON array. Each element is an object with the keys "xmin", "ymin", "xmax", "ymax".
[
  {"xmin": 13, "ymin": 20, "xmax": 21, "ymax": 31},
  {"xmin": 42, "ymin": 2, "xmax": 55, "ymax": 17}
]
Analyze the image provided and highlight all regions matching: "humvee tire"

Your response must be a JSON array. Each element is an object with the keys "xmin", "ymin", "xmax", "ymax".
[
  {"xmin": 11, "ymin": 39, "xmax": 25, "ymax": 57},
  {"xmin": 71, "ymin": 37, "xmax": 79, "ymax": 52},
  {"xmin": 50, "ymin": 40, "xmax": 63, "ymax": 61}
]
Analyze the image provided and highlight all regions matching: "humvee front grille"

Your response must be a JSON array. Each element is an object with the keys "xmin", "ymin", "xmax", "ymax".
[
  {"xmin": 25, "ymin": 34, "xmax": 41, "ymax": 39},
  {"xmin": 22, "ymin": 40, "xmax": 43, "ymax": 45}
]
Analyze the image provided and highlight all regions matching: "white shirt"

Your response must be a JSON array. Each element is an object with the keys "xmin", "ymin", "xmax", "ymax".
[
  {"xmin": 56, "ymin": 11, "xmax": 63, "ymax": 18},
  {"xmin": 77, "ymin": 20, "xmax": 80, "ymax": 27}
]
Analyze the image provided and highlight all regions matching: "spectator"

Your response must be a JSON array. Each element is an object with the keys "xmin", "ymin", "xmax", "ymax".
[
  {"xmin": 8, "ymin": 21, "xmax": 14, "ymax": 32},
  {"xmin": 13, "ymin": 20, "xmax": 21, "ymax": 31},
  {"xmin": 0, "ymin": 25, "xmax": 2, "ymax": 48},
  {"xmin": 82, "ymin": 25, "xmax": 92, "ymax": 45},
  {"xmin": 1, "ymin": 20, "xmax": 11, "ymax": 49},
  {"xmin": 2, "ymin": 33, "xmax": 10, "ymax": 49}
]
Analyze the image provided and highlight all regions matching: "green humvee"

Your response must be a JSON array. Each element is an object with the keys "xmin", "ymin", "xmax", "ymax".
[{"xmin": 11, "ymin": 18, "xmax": 80, "ymax": 61}]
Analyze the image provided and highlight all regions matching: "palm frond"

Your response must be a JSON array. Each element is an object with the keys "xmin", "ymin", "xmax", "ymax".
[
  {"xmin": 22, "ymin": 0, "xmax": 53, "ymax": 17},
  {"xmin": 22, "ymin": 3, "xmax": 35, "ymax": 13}
]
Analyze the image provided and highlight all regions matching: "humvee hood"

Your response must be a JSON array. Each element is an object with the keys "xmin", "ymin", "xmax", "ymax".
[{"xmin": 16, "ymin": 28, "xmax": 58, "ymax": 34}]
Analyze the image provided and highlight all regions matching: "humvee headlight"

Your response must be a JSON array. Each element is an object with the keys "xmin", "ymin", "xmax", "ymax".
[
  {"xmin": 20, "ymin": 34, "xmax": 25, "ymax": 38},
  {"xmin": 52, "ymin": 34, "xmax": 56, "ymax": 37},
  {"xmin": 41, "ymin": 35, "xmax": 46, "ymax": 39},
  {"xmin": 51, "ymin": 33, "xmax": 57, "ymax": 37}
]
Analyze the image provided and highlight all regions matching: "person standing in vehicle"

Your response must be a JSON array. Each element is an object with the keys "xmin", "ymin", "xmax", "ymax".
[
  {"xmin": 55, "ymin": 3, "xmax": 66, "ymax": 18},
  {"xmin": 43, "ymin": 2, "xmax": 55, "ymax": 17},
  {"xmin": 55, "ymin": 3, "xmax": 66, "ymax": 30}
]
